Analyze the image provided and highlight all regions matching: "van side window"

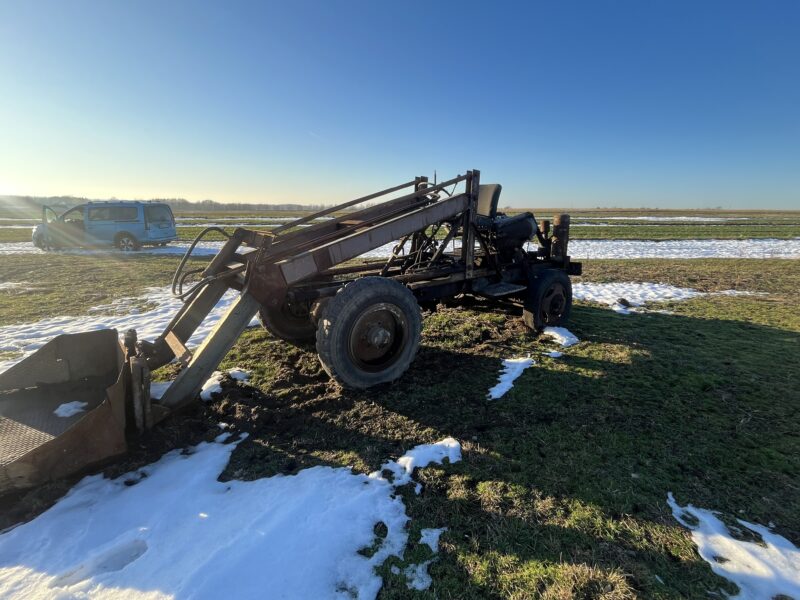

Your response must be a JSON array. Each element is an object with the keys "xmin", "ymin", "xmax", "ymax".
[
  {"xmin": 112, "ymin": 206, "xmax": 139, "ymax": 221},
  {"xmin": 88, "ymin": 207, "xmax": 111, "ymax": 221},
  {"xmin": 145, "ymin": 205, "xmax": 173, "ymax": 224}
]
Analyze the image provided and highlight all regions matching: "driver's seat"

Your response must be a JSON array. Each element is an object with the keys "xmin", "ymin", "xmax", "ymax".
[{"xmin": 476, "ymin": 184, "xmax": 502, "ymax": 229}]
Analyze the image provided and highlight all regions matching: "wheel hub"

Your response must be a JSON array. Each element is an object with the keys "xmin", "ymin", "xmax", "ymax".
[
  {"xmin": 366, "ymin": 324, "xmax": 392, "ymax": 348},
  {"xmin": 541, "ymin": 282, "xmax": 566, "ymax": 324},
  {"xmin": 349, "ymin": 303, "xmax": 407, "ymax": 372}
]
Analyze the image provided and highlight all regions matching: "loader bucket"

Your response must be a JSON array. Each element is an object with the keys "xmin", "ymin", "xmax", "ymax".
[{"xmin": 0, "ymin": 329, "xmax": 128, "ymax": 494}]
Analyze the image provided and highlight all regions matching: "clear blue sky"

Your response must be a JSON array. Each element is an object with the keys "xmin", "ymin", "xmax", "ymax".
[{"xmin": 1, "ymin": 1, "xmax": 798, "ymax": 208}]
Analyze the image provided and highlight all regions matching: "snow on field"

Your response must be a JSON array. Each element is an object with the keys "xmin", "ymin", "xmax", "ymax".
[
  {"xmin": 175, "ymin": 216, "xmax": 332, "ymax": 223},
  {"xmin": 568, "ymin": 238, "xmax": 800, "ymax": 259},
  {"xmin": 373, "ymin": 437, "xmax": 461, "ymax": 489},
  {"xmin": 199, "ymin": 369, "xmax": 250, "ymax": 401},
  {"xmin": 0, "ymin": 281, "xmax": 38, "ymax": 292},
  {"xmin": 0, "ymin": 241, "xmax": 226, "ymax": 256},
  {"xmin": 578, "ymin": 216, "xmax": 750, "ymax": 222},
  {"xmin": 574, "ymin": 282, "xmax": 703, "ymax": 313},
  {"xmin": 487, "ymin": 357, "xmax": 534, "ymax": 400},
  {"xmin": 573, "ymin": 282, "xmax": 766, "ymax": 314},
  {"xmin": 543, "ymin": 327, "xmax": 580, "ymax": 347},
  {"xmin": 667, "ymin": 493, "xmax": 800, "ymax": 599},
  {"xmin": 357, "ymin": 238, "xmax": 800, "ymax": 260},
  {"xmin": 2, "ymin": 237, "xmax": 799, "ymax": 258},
  {"xmin": 419, "ymin": 528, "xmax": 446, "ymax": 553},
  {"xmin": 0, "ymin": 287, "xmax": 258, "ymax": 374},
  {"xmin": 0, "ymin": 435, "xmax": 462, "ymax": 599},
  {"xmin": 403, "ymin": 561, "xmax": 433, "ymax": 591}
]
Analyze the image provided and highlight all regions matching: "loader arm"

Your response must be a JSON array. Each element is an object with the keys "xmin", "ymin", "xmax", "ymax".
[{"xmin": 140, "ymin": 172, "xmax": 480, "ymax": 411}]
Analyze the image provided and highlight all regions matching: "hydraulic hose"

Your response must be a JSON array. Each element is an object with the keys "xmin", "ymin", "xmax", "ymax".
[{"xmin": 171, "ymin": 227, "xmax": 231, "ymax": 299}]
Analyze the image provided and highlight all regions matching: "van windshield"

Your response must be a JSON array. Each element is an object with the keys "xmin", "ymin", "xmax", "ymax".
[{"xmin": 145, "ymin": 205, "xmax": 174, "ymax": 224}]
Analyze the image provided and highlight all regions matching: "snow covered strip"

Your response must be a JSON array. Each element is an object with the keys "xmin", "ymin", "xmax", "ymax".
[
  {"xmin": 578, "ymin": 216, "xmax": 750, "ymax": 222},
  {"xmin": 667, "ymin": 493, "xmax": 800, "ymax": 599},
  {"xmin": 2, "ymin": 237, "xmax": 800, "ymax": 258},
  {"xmin": 573, "ymin": 282, "xmax": 766, "ymax": 314},
  {"xmin": 0, "ymin": 435, "xmax": 462, "ymax": 598},
  {"xmin": 0, "ymin": 241, "xmax": 227, "ymax": 256},
  {"xmin": 487, "ymin": 357, "xmax": 534, "ymax": 400},
  {"xmin": 0, "ymin": 287, "xmax": 260, "ymax": 374}
]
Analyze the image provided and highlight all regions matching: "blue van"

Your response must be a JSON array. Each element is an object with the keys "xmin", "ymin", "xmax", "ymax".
[{"xmin": 33, "ymin": 201, "xmax": 177, "ymax": 251}]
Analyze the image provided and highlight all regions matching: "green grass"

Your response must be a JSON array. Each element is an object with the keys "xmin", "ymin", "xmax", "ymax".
[
  {"xmin": 2, "ymin": 208, "xmax": 799, "ymax": 244},
  {"xmin": 1, "ymin": 251, "xmax": 798, "ymax": 598},
  {"xmin": 210, "ymin": 282, "xmax": 799, "ymax": 598},
  {"xmin": 0, "ymin": 254, "xmax": 205, "ymax": 326},
  {"xmin": 569, "ymin": 223, "xmax": 800, "ymax": 239}
]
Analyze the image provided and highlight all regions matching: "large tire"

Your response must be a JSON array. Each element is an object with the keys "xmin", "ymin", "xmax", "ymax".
[
  {"xmin": 116, "ymin": 233, "xmax": 140, "ymax": 251},
  {"xmin": 523, "ymin": 269, "xmax": 572, "ymax": 330},
  {"xmin": 316, "ymin": 277, "xmax": 422, "ymax": 389},
  {"xmin": 258, "ymin": 302, "xmax": 316, "ymax": 346}
]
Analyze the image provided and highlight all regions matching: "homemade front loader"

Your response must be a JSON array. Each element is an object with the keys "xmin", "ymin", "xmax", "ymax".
[{"xmin": 0, "ymin": 171, "xmax": 581, "ymax": 493}]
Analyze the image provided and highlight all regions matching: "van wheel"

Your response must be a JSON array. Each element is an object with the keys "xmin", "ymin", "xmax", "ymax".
[
  {"xmin": 116, "ymin": 234, "xmax": 140, "ymax": 251},
  {"xmin": 316, "ymin": 277, "xmax": 422, "ymax": 389}
]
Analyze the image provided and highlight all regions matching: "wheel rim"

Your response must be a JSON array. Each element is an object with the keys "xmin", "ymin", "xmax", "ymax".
[
  {"xmin": 119, "ymin": 237, "xmax": 135, "ymax": 251},
  {"xmin": 348, "ymin": 303, "xmax": 408, "ymax": 372},
  {"xmin": 540, "ymin": 282, "xmax": 567, "ymax": 325}
]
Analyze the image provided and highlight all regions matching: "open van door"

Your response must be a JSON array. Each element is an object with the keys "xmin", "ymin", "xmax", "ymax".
[{"xmin": 46, "ymin": 205, "xmax": 87, "ymax": 248}]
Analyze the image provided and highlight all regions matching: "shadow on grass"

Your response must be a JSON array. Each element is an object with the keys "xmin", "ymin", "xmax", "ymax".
[{"xmin": 213, "ymin": 301, "xmax": 799, "ymax": 597}]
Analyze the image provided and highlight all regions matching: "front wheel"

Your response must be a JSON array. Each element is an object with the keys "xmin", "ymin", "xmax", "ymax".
[
  {"xmin": 523, "ymin": 269, "xmax": 573, "ymax": 330},
  {"xmin": 316, "ymin": 277, "xmax": 422, "ymax": 389}
]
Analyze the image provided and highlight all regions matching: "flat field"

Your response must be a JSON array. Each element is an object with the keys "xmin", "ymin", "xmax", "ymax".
[{"xmin": 0, "ymin": 210, "xmax": 798, "ymax": 599}]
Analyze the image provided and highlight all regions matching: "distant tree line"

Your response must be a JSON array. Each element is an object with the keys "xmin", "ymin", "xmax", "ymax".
[{"xmin": 0, "ymin": 195, "xmax": 341, "ymax": 214}]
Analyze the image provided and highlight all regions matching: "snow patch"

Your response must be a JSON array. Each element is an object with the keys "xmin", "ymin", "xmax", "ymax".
[
  {"xmin": 542, "ymin": 327, "xmax": 580, "ymax": 347},
  {"xmin": 200, "ymin": 369, "xmax": 250, "ymax": 401},
  {"xmin": 566, "ymin": 238, "xmax": 800, "ymax": 259},
  {"xmin": 487, "ymin": 357, "xmax": 534, "ymax": 400},
  {"xmin": 545, "ymin": 351, "xmax": 563, "ymax": 358},
  {"xmin": 578, "ymin": 215, "xmax": 750, "ymax": 222},
  {"xmin": 0, "ymin": 287, "xmax": 260, "ymax": 374},
  {"xmin": 573, "ymin": 282, "xmax": 766, "ymax": 314},
  {"xmin": 667, "ymin": 493, "xmax": 800, "ymax": 599},
  {"xmin": 0, "ymin": 281, "xmax": 36, "ymax": 292},
  {"xmin": 0, "ymin": 436, "xmax": 463, "ymax": 599},
  {"xmin": 404, "ymin": 561, "xmax": 433, "ymax": 590},
  {"xmin": 574, "ymin": 282, "xmax": 703, "ymax": 314},
  {"xmin": 0, "ymin": 241, "xmax": 227, "ymax": 257},
  {"xmin": 372, "ymin": 437, "xmax": 462, "ymax": 490},
  {"xmin": 419, "ymin": 528, "xmax": 446, "ymax": 553},
  {"xmin": 53, "ymin": 401, "xmax": 88, "ymax": 418},
  {"xmin": 345, "ymin": 238, "xmax": 800, "ymax": 261}
]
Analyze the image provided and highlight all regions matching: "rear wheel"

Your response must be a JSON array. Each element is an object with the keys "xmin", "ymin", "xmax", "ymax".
[
  {"xmin": 116, "ymin": 233, "xmax": 140, "ymax": 252},
  {"xmin": 258, "ymin": 302, "xmax": 316, "ymax": 346},
  {"xmin": 523, "ymin": 269, "xmax": 572, "ymax": 330},
  {"xmin": 316, "ymin": 277, "xmax": 422, "ymax": 389}
]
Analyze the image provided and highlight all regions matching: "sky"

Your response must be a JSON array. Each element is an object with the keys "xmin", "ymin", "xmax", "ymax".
[{"xmin": 0, "ymin": 1, "xmax": 798, "ymax": 209}]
